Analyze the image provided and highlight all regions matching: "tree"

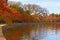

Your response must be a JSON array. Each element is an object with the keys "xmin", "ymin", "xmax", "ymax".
[
  {"xmin": 10, "ymin": 3, "xmax": 24, "ymax": 14},
  {"xmin": 24, "ymin": 10, "xmax": 30, "ymax": 14},
  {"xmin": 48, "ymin": 13, "xmax": 58, "ymax": 22},
  {"xmin": 8, "ymin": 1, "xmax": 23, "ymax": 7},
  {"xmin": 24, "ymin": 4, "xmax": 48, "ymax": 16},
  {"xmin": 49, "ymin": 13, "xmax": 59, "ymax": 17},
  {"xmin": 0, "ymin": 0, "xmax": 24, "ymax": 25},
  {"xmin": 1, "ymin": 0, "xmax": 8, "ymax": 4}
]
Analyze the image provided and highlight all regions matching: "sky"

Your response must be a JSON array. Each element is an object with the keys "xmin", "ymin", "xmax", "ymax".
[{"xmin": 9, "ymin": 0, "xmax": 60, "ymax": 14}]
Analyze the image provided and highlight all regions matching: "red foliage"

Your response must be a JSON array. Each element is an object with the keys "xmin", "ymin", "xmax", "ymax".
[
  {"xmin": 0, "ymin": 1, "xmax": 23, "ymax": 24},
  {"xmin": 31, "ymin": 14, "xmax": 42, "ymax": 22},
  {"xmin": 46, "ymin": 16, "xmax": 57, "ymax": 22},
  {"xmin": 23, "ymin": 14, "xmax": 32, "ymax": 22},
  {"xmin": 57, "ymin": 16, "xmax": 60, "ymax": 22}
]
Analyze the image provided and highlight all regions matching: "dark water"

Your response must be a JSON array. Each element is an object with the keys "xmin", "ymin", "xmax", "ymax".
[{"xmin": 2, "ymin": 23, "xmax": 60, "ymax": 40}]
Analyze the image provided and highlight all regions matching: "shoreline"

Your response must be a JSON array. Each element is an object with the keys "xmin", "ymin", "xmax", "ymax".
[{"xmin": 0, "ymin": 22, "xmax": 60, "ymax": 26}]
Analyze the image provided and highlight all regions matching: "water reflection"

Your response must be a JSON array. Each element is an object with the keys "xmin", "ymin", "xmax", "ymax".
[{"xmin": 2, "ymin": 23, "xmax": 60, "ymax": 40}]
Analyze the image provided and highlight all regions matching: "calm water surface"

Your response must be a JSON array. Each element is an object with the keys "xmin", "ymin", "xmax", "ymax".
[
  {"xmin": 36, "ymin": 24, "xmax": 60, "ymax": 40},
  {"xmin": 2, "ymin": 23, "xmax": 60, "ymax": 40}
]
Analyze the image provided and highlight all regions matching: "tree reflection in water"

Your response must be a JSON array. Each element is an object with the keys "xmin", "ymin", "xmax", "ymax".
[{"xmin": 2, "ymin": 23, "xmax": 60, "ymax": 40}]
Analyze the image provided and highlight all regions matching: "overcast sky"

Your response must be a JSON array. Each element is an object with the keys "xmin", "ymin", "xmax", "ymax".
[{"xmin": 9, "ymin": 0, "xmax": 60, "ymax": 14}]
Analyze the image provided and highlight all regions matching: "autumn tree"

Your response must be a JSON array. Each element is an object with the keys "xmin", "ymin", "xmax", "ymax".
[
  {"xmin": 49, "ymin": 13, "xmax": 58, "ymax": 16},
  {"xmin": 24, "ymin": 4, "xmax": 48, "ymax": 16},
  {"xmin": 0, "ymin": 0, "xmax": 23, "ymax": 25},
  {"xmin": 1, "ymin": 0, "xmax": 8, "ymax": 4},
  {"xmin": 10, "ymin": 4, "xmax": 24, "ymax": 14},
  {"xmin": 8, "ymin": 1, "xmax": 23, "ymax": 7},
  {"xmin": 24, "ymin": 10, "xmax": 30, "ymax": 14}
]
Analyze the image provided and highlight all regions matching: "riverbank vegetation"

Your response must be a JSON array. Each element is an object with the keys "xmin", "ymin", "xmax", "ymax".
[{"xmin": 0, "ymin": 1, "xmax": 60, "ymax": 24}]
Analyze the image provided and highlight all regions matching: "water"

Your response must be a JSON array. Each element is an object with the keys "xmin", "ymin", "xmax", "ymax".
[
  {"xmin": 1, "ymin": 23, "xmax": 60, "ymax": 40},
  {"xmin": 36, "ymin": 24, "xmax": 60, "ymax": 40}
]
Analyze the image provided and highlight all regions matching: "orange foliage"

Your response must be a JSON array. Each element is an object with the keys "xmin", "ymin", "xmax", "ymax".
[
  {"xmin": 57, "ymin": 16, "xmax": 60, "ymax": 22},
  {"xmin": 23, "ymin": 13, "xmax": 33, "ymax": 22},
  {"xmin": 46, "ymin": 16, "xmax": 57, "ymax": 22},
  {"xmin": 1, "ymin": 4, "xmax": 22, "ymax": 21},
  {"xmin": 31, "ymin": 14, "xmax": 42, "ymax": 22},
  {"xmin": 0, "ymin": 0, "xmax": 22, "ymax": 25}
]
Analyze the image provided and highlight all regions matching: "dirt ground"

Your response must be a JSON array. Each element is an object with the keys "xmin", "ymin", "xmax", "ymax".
[{"xmin": 0, "ymin": 24, "xmax": 6, "ymax": 40}]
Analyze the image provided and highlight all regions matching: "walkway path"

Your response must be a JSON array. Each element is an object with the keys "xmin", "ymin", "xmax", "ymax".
[{"xmin": 0, "ymin": 24, "xmax": 6, "ymax": 40}]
